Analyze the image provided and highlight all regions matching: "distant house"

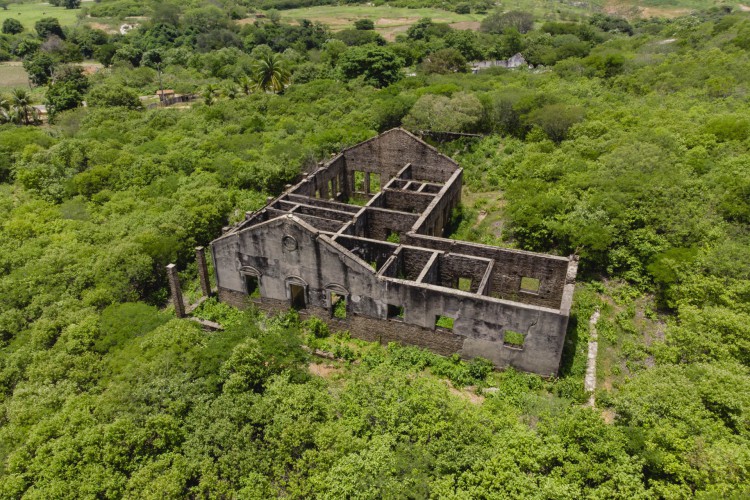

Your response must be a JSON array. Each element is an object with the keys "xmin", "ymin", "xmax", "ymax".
[
  {"xmin": 472, "ymin": 53, "xmax": 531, "ymax": 74},
  {"xmin": 156, "ymin": 90, "xmax": 176, "ymax": 101}
]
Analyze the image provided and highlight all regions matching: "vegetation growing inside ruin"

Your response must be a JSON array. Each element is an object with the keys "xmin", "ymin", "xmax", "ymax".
[{"xmin": 1, "ymin": 0, "xmax": 750, "ymax": 497}]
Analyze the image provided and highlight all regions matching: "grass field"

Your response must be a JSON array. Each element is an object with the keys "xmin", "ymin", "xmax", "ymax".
[
  {"xmin": 279, "ymin": 0, "xmax": 714, "ymax": 39},
  {"xmin": 0, "ymin": 62, "xmax": 30, "ymax": 90},
  {"xmin": 277, "ymin": 1, "xmax": 612, "ymax": 40},
  {"xmin": 279, "ymin": 5, "xmax": 485, "ymax": 40},
  {"xmin": 0, "ymin": 1, "xmax": 83, "ymax": 32}
]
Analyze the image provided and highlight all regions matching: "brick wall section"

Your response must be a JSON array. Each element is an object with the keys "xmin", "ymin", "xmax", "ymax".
[
  {"xmin": 401, "ymin": 247, "xmax": 435, "ymax": 280},
  {"xmin": 267, "ymin": 206, "xmax": 346, "ymax": 233},
  {"xmin": 294, "ymin": 204, "xmax": 354, "ymax": 223},
  {"xmin": 405, "ymin": 234, "xmax": 570, "ymax": 309},
  {"xmin": 438, "ymin": 254, "xmax": 492, "ymax": 292},
  {"xmin": 285, "ymin": 194, "xmax": 360, "ymax": 213},
  {"xmin": 219, "ymin": 288, "xmax": 465, "ymax": 356},
  {"xmin": 363, "ymin": 208, "xmax": 419, "ymax": 240},
  {"xmin": 218, "ymin": 287, "xmax": 250, "ymax": 309},
  {"xmin": 343, "ymin": 129, "xmax": 459, "ymax": 183},
  {"xmin": 383, "ymin": 189, "xmax": 435, "ymax": 213},
  {"xmin": 413, "ymin": 169, "xmax": 462, "ymax": 237},
  {"xmin": 292, "ymin": 155, "xmax": 347, "ymax": 199}
]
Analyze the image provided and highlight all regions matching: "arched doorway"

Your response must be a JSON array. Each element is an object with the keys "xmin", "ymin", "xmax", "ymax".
[
  {"xmin": 324, "ymin": 283, "xmax": 349, "ymax": 319},
  {"xmin": 240, "ymin": 266, "xmax": 262, "ymax": 299}
]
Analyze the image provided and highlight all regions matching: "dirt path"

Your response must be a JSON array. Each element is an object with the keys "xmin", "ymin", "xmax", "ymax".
[{"xmin": 584, "ymin": 309, "xmax": 600, "ymax": 407}]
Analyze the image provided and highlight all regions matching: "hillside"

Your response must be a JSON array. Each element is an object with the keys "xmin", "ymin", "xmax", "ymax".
[{"xmin": 1, "ymin": 0, "xmax": 750, "ymax": 497}]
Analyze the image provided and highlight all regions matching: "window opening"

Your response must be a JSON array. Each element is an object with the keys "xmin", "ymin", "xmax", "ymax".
[
  {"xmin": 331, "ymin": 292, "xmax": 347, "ymax": 319},
  {"xmin": 435, "ymin": 315, "xmax": 454, "ymax": 331},
  {"xmin": 369, "ymin": 173, "xmax": 380, "ymax": 192},
  {"xmin": 245, "ymin": 275, "xmax": 260, "ymax": 299},
  {"xmin": 504, "ymin": 330, "xmax": 525, "ymax": 349},
  {"xmin": 354, "ymin": 171, "xmax": 366, "ymax": 192},
  {"xmin": 388, "ymin": 304, "xmax": 405, "ymax": 321},
  {"xmin": 458, "ymin": 277, "xmax": 472, "ymax": 292},
  {"xmin": 520, "ymin": 277, "xmax": 540, "ymax": 294}
]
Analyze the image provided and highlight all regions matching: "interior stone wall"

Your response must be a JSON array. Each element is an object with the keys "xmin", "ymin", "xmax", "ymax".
[
  {"xmin": 342, "ymin": 129, "xmax": 459, "ymax": 183},
  {"xmin": 404, "ymin": 234, "xmax": 570, "ymax": 309}
]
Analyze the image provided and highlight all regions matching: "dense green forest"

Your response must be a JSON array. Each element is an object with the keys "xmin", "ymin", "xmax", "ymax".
[{"xmin": 1, "ymin": 0, "xmax": 750, "ymax": 497}]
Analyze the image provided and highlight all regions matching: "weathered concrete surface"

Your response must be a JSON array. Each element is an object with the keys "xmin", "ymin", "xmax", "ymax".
[
  {"xmin": 585, "ymin": 309, "xmax": 600, "ymax": 407},
  {"xmin": 210, "ymin": 129, "xmax": 577, "ymax": 376},
  {"xmin": 196, "ymin": 246, "xmax": 211, "ymax": 297},
  {"xmin": 166, "ymin": 263, "xmax": 185, "ymax": 318}
]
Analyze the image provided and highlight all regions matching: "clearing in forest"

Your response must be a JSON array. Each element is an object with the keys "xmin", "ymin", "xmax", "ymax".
[
  {"xmin": 603, "ymin": 0, "xmax": 708, "ymax": 18},
  {"xmin": 0, "ymin": 62, "xmax": 30, "ymax": 89},
  {"xmin": 0, "ymin": 2, "xmax": 81, "ymax": 31},
  {"xmin": 279, "ymin": 5, "xmax": 482, "ymax": 40}
]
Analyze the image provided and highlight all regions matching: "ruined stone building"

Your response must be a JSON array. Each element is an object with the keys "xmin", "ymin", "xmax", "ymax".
[{"xmin": 210, "ymin": 129, "xmax": 577, "ymax": 376}]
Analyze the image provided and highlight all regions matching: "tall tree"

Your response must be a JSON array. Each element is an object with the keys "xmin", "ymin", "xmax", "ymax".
[
  {"xmin": 35, "ymin": 17, "xmax": 64, "ymax": 39},
  {"xmin": 0, "ymin": 94, "xmax": 10, "ymax": 123},
  {"xmin": 481, "ymin": 10, "xmax": 534, "ymax": 34},
  {"xmin": 237, "ymin": 75, "xmax": 253, "ymax": 95},
  {"xmin": 23, "ymin": 52, "xmax": 57, "ymax": 86},
  {"xmin": 338, "ymin": 46, "xmax": 403, "ymax": 88},
  {"xmin": 202, "ymin": 84, "xmax": 218, "ymax": 105},
  {"xmin": 11, "ymin": 88, "xmax": 34, "ymax": 125},
  {"xmin": 251, "ymin": 52, "xmax": 290, "ymax": 94},
  {"xmin": 2, "ymin": 18, "xmax": 23, "ymax": 35}
]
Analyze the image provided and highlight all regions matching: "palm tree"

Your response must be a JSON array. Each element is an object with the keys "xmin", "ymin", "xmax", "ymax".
[
  {"xmin": 222, "ymin": 81, "xmax": 239, "ymax": 100},
  {"xmin": 237, "ymin": 75, "xmax": 253, "ymax": 96},
  {"xmin": 11, "ymin": 88, "xmax": 33, "ymax": 125},
  {"xmin": 251, "ymin": 52, "xmax": 290, "ymax": 94},
  {"xmin": 0, "ymin": 95, "xmax": 10, "ymax": 124},
  {"xmin": 202, "ymin": 84, "xmax": 217, "ymax": 106}
]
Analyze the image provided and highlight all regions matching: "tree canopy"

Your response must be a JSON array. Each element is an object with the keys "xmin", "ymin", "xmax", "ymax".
[{"xmin": 0, "ymin": 3, "xmax": 749, "ymax": 497}]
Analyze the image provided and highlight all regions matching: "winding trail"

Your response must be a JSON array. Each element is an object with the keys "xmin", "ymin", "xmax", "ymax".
[{"xmin": 584, "ymin": 309, "xmax": 600, "ymax": 407}]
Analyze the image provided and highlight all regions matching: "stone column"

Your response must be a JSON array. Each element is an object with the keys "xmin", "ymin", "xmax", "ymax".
[
  {"xmin": 166, "ymin": 263, "xmax": 185, "ymax": 318},
  {"xmin": 195, "ymin": 246, "xmax": 211, "ymax": 298}
]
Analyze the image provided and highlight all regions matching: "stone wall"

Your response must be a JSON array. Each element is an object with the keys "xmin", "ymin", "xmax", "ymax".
[
  {"xmin": 220, "ymin": 291, "xmax": 466, "ymax": 356},
  {"xmin": 405, "ymin": 233, "xmax": 570, "ymax": 309},
  {"xmin": 343, "ymin": 129, "xmax": 459, "ymax": 183},
  {"xmin": 362, "ymin": 207, "xmax": 419, "ymax": 240},
  {"xmin": 413, "ymin": 169, "xmax": 462, "ymax": 237},
  {"xmin": 382, "ymin": 189, "xmax": 434, "ymax": 213},
  {"xmin": 437, "ymin": 253, "xmax": 492, "ymax": 292}
]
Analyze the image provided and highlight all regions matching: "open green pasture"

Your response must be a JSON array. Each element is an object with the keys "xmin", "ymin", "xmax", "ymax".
[
  {"xmin": 280, "ymin": 5, "xmax": 484, "ymax": 39},
  {"xmin": 0, "ymin": 1, "xmax": 82, "ymax": 31},
  {"xmin": 0, "ymin": 62, "xmax": 30, "ymax": 89}
]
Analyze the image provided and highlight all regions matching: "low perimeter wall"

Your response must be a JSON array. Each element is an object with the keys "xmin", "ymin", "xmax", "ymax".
[{"xmin": 219, "ymin": 287, "xmax": 465, "ymax": 356}]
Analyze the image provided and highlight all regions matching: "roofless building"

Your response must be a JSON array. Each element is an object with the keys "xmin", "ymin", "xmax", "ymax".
[{"xmin": 210, "ymin": 129, "xmax": 577, "ymax": 376}]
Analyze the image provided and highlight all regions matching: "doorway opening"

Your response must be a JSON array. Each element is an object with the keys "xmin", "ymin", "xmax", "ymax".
[{"xmin": 289, "ymin": 284, "xmax": 306, "ymax": 310}]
